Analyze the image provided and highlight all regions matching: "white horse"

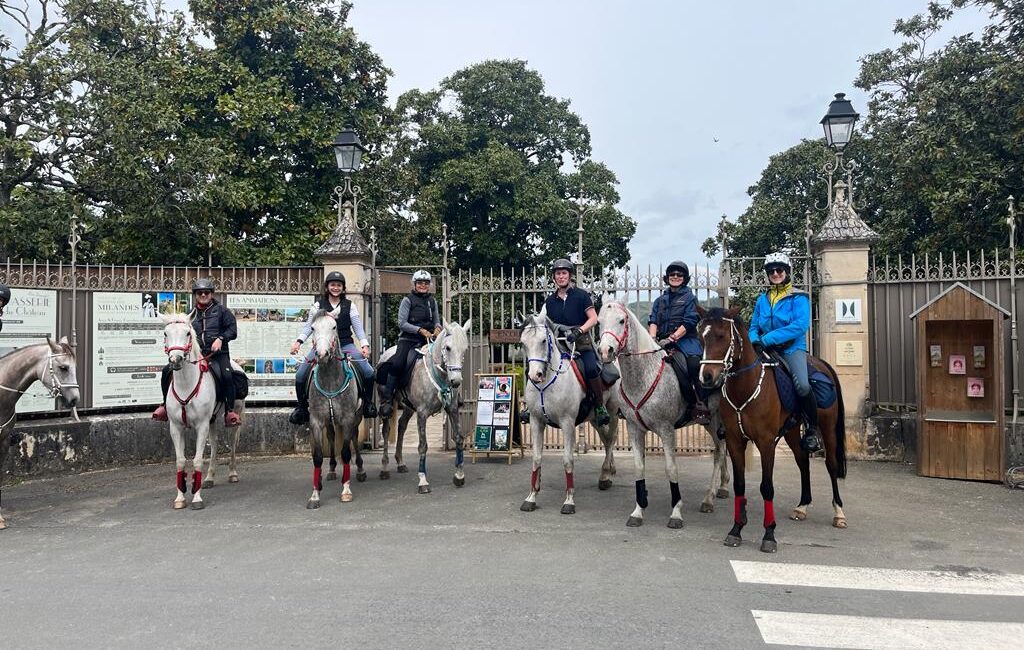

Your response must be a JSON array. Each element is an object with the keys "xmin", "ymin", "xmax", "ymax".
[
  {"xmin": 162, "ymin": 315, "xmax": 246, "ymax": 510},
  {"xmin": 377, "ymin": 320, "xmax": 471, "ymax": 493},
  {"xmin": 597, "ymin": 301, "xmax": 729, "ymax": 528},
  {"xmin": 305, "ymin": 307, "xmax": 365, "ymax": 508},
  {"xmin": 0, "ymin": 337, "xmax": 80, "ymax": 530},
  {"xmin": 519, "ymin": 307, "xmax": 620, "ymax": 514}
]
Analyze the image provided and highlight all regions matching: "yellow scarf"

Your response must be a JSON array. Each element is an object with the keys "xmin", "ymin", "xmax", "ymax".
[{"xmin": 767, "ymin": 282, "xmax": 792, "ymax": 307}]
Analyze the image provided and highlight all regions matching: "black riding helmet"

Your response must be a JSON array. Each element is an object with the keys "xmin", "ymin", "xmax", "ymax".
[
  {"xmin": 324, "ymin": 271, "xmax": 346, "ymax": 288},
  {"xmin": 663, "ymin": 260, "xmax": 690, "ymax": 284},
  {"xmin": 551, "ymin": 258, "xmax": 574, "ymax": 275},
  {"xmin": 192, "ymin": 278, "xmax": 215, "ymax": 293}
]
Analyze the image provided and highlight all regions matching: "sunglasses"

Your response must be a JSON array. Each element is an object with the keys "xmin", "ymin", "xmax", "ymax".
[
  {"xmin": 667, "ymin": 272, "xmax": 685, "ymax": 278},
  {"xmin": 766, "ymin": 268, "xmax": 787, "ymax": 276},
  {"xmin": 195, "ymin": 290, "xmax": 213, "ymax": 296}
]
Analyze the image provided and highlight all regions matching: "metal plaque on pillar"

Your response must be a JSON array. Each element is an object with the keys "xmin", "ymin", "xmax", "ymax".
[{"xmin": 835, "ymin": 298, "xmax": 862, "ymax": 324}]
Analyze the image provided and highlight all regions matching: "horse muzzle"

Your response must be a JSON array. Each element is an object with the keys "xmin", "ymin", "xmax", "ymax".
[
  {"xmin": 61, "ymin": 389, "xmax": 80, "ymax": 408},
  {"xmin": 168, "ymin": 354, "xmax": 184, "ymax": 370},
  {"xmin": 448, "ymin": 372, "xmax": 463, "ymax": 388},
  {"xmin": 700, "ymin": 371, "xmax": 724, "ymax": 391}
]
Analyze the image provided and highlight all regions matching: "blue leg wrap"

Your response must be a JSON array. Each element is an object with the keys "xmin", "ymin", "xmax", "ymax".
[
  {"xmin": 455, "ymin": 448, "xmax": 464, "ymax": 466},
  {"xmin": 635, "ymin": 479, "xmax": 648, "ymax": 509},
  {"xmin": 419, "ymin": 456, "xmax": 426, "ymax": 474}
]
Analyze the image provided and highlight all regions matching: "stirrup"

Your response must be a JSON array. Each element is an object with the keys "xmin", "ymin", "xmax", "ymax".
[
  {"xmin": 289, "ymin": 407, "xmax": 309, "ymax": 425},
  {"xmin": 801, "ymin": 429, "xmax": 822, "ymax": 453},
  {"xmin": 363, "ymin": 402, "xmax": 378, "ymax": 418},
  {"xmin": 518, "ymin": 408, "xmax": 531, "ymax": 424}
]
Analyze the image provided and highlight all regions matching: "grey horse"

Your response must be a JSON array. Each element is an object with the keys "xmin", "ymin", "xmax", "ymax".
[
  {"xmin": 0, "ymin": 337, "xmax": 80, "ymax": 529},
  {"xmin": 597, "ymin": 301, "xmax": 729, "ymax": 528},
  {"xmin": 305, "ymin": 307, "xmax": 365, "ymax": 508},
  {"xmin": 519, "ymin": 307, "xmax": 621, "ymax": 514},
  {"xmin": 376, "ymin": 320, "xmax": 471, "ymax": 493}
]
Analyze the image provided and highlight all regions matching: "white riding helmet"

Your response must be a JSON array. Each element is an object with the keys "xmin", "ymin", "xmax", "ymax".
[
  {"xmin": 412, "ymin": 269, "xmax": 432, "ymax": 284},
  {"xmin": 763, "ymin": 252, "xmax": 792, "ymax": 272}
]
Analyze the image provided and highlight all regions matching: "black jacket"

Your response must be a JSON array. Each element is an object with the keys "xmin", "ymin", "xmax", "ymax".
[{"xmin": 190, "ymin": 298, "xmax": 237, "ymax": 355}]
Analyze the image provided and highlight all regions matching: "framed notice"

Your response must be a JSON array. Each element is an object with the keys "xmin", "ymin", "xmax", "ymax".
[
  {"xmin": 967, "ymin": 377, "xmax": 985, "ymax": 398},
  {"xmin": 471, "ymin": 373, "xmax": 523, "ymax": 464},
  {"xmin": 973, "ymin": 345, "xmax": 986, "ymax": 369},
  {"xmin": 948, "ymin": 354, "xmax": 966, "ymax": 375},
  {"xmin": 227, "ymin": 294, "xmax": 316, "ymax": 401},
  {"xmin": 0, "ymin": 288, "xmax": 59, "ymax": 413}
]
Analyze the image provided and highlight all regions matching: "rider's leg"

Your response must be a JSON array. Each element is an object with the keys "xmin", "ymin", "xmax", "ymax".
[
  {"xmin": 343, "ymin": 343, "xmax": 377, "ymax": 418},
  {"xmin": 582, "ymin": 349, "xmax": 609, "ymax": 426},
  {"xmin": 784, "ymin": 349, "xmax": 821, "ymax": 452},
  {"xmin": 289, "ymin": 351, "xmax": 314, "ymax": 425},
  {"xmin": 670, "ymin": 349, "xmax": 699, "ymax": 424},
  {"xmin": 685, "ymin": 353, "xmax": 711, "ymax": 424},
  {"xmin": 379, "ymin": 340, "xmax": 413, "ymax": 417},
  {"xmin": 213, "ymin": 353, "xmax": 239, "ymax": 427},
  {"xmin": 152, "ymin": 365, "xmax": 172, "ymax": 420}
]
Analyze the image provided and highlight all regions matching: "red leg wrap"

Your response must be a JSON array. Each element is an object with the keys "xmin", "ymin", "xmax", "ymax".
[
  {"xmin": 313, "ymin": 466, "xmax": 322, "ymax": 491},
  {"xmin": 531, "ymin": 469, "xmax": 540, "ymax": 491},
  {"xmin": 764, "ymin": 500, "xmax": 776, "ymax": 528},
  {"xmin": 565, "ymin": 471, "xmax": 574, "ymax": 491},
  {"xmin": 176, "ymin": 470, "xmax": 187, "ymax": 493},
  {"xmin": 192, "ymin": 470, "xmax": 202, "ymax": 495},
  {"xmin": 342, "ymin": 463, "xmax": 351, "ymax": 484},
  {"xmin": 734, "ymin": 495, "xmax": 747, "ymax": 524}
]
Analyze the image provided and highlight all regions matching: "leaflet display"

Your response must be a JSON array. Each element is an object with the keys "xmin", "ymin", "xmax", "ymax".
[
  {"xmin": 0, "ymin": 288, "xmax": 58, "ymax": 413},
  {"xmin": 226, "ymin": 294, "xmax": 316, "ymax": 401}
]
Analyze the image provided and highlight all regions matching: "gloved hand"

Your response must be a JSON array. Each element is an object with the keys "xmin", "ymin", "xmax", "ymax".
[
  {"xmin": 566, "ymin": 327, "xmax": 583, "ymax": 343},
  {"xmin": 753, "ymin": 342, "xmax": 765, "ymax": 356},
  {"xmin": 658, "ymin": 338, "xmax": 674, "ymax": 349}
]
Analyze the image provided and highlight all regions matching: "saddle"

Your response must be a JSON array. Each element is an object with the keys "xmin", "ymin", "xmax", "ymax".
[
  {"xmin": 767, "ymin": 352, "xmax": 836, "ymax": 419},
  {"xmin": 209, "ymin": 359, "xmax": 249, "ymax": 402},
  {"xmin": 375, "ymin": 345, "xmax": 421, "ymax": 392}
]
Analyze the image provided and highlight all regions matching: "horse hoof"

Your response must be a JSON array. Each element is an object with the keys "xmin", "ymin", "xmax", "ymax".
[
  {"xmin": 379, "ymin": 471, "xmax": 390, "ymax": 480},
  {"xmin": 172, "ymin": 500, "xmax": 187, "ymax": 510},
  {"xmin": 356, "ymin": 472, "xmax": 367, "ymax": 483},
  {"xmin": 560, "ymin": 504, "xmax": 576, "ymax": 515},
  {"xmin": 700, "ymin": 502, "xmax": 714, "ymax": 514},
  {"xmin": 417, "ymin": 485, "xmax": 431, "ymax": 494},
  {"xmin": 340, "ymin": 493, "xmax": 353, "ymax": 503},
  {"xmin": 306, "ymin": 499, "xmax": 320, "ymax": 510},
  {"xmin": 716, "ymin": 488, "xmax": 730, "ymax": 499},
  {"xmin": 790, "ymin": 509, "xmax": 807, "ymax": 521},
  {"xmin": 190, "ymin": 500, "xmax": 205, "ymax": 510},
  {"xmin": 760, "ymin": 539, "xmax": 778, "ymax": 553},
  {"xmin": 724, "ymin": 534, "xmax": 742, "ymax": 547},
  {"xmin": 396, "ymin": 465, "xmax": 409, "ymax": 473},
  {"xmin": 0, "ymin": 520, "xmax": 6, "ymax": 530},
  {"xmin": 598, "ymin": 479, "xmax": 613, "ymax": 491},
  {"xmin": 626, "ymin": 516, "xmax": 643, "ymax": 527},
  {"xmin": 326, "ymin": 471, "xmax": 338, "ymax": 481},
  {"xmin": 228, "ymin": 475, "xmax": 239, "ymax": 483},
  {"xmin": 520, "ymin": 501, "xmax": 537, "ymax": 512},
  {"xmin": 202, "ymin": 479, "xmax": 214, "ymax": 489},
  {"xmin": 667, "ymin": 518, "xmax": 684, "ymax": 529},
  {"xmin": 833, "ymin": 517, "xmax": 848, "ymax": 529},
  {"xmin": 453, "ymin": 476, "xmax": 465, "ymax": 487}
]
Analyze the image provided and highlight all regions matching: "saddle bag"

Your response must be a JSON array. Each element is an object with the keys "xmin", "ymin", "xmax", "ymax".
[{"xmin": 232, "ymin": 370, "xmax": 249, "ymax": 401}]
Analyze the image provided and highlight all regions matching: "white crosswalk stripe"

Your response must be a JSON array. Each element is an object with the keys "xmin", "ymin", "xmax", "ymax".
[{"xmin": 734, "ymin": 561, "xmax": 1024, "ymax": 649}]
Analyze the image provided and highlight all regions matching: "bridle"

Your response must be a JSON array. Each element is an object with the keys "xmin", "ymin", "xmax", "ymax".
[
  {"xmin": 599, "ymin": 303, "xmax": 664, "ymax": 357},
  {"xmin": 422, "ymin": 329, "xmax": 461, "ymax": 410},
  {"xmin": 523, "ymin": 317, "xmax": 574, "ymax": 423},
  {"xmin": 0, "ymin": 349, "xmax": 79, "ymax": 400},
  {"xmin": 698, "ymin": 316, "xmax": 769, "ymax": 439},
  {"xmin": 600, "ymin": 303, "xmax": 669, "ymax": 429}
]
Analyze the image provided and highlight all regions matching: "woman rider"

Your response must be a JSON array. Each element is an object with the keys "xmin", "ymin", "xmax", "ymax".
[
  {"xmin": 152, "ymin": 279, "xmax": 241, "ymax": 427},
  {"xmin": 748, "ymin": 252, "xmax": 821, "ymax": 452},
  {"xmin": 377, "ymin": 269, "xmax": 441, "ymax": 417},
  {"xmin": 543, "ymin": 258, "xmax": 609, "ymax": 425},
  {"xmin": 289, "ymin": 271, "xmax": 377, "ymax": 423},
  {"xmin": 648, "ymin": 260, "xmax": 710, "ymax": 425}
]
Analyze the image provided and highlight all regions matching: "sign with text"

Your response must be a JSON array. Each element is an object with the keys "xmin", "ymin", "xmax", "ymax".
[
  {"xmin": 226, "ymin": 294, "xmax": 316, "ymax": 401},
  {"xmin": 0, "ymin": 288, "xmax": 58, "ymax": 413}
]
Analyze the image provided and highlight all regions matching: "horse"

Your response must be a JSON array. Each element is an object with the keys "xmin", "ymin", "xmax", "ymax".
[
  {"xmin": 0, "ymin": 337, "xmax": 80, "ymax": 530},
  {"xmin": 596, "ymin": 301, "xmax": 729, "ymax": 528},
  {"xmin": 376, "ymin": 319, "xmax": 471, "ymax": 494},
  {"xmin": 519, "ymin": 307, "xmax": 621, "ymax": 514},
  {"xmin": 162, "ymin": 314, "xmax": 247, "ymax": 510},
  {"xmin": 696, "ymin": 306, "xmax": 847, "ymax": 553},
  {"xmin": 305, "ymin": 306, "xmax": 366, "ymax": 508}
]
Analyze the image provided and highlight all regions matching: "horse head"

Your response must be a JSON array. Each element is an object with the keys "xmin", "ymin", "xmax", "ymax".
[
  {"xmin": 438, "ymin": 319, "xmax": 471, "ymax": 388},
  {"xmin": 696, "ymin": 305, "xmax": 743, "ymax": 390},
  {"xmin": 162, "ymin": 314, "xmax": 198, "ymax": 370},
  {"xmin": 42, "ymin": 336, "xmax": 79, "ymax": 407},
  {"xmin": 597, "ymin": 301, "xmax": 630, "ymax": 363},
  {"xmin": 310, "ymin": 306, "xmax": 341, "ymax": 363},
  {"xmin": 520, "ymin": 307, "xmax": 554, "ymax": 384}
]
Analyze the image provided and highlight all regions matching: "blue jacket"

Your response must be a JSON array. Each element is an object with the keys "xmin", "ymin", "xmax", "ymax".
[
  {"xmin": 649, "ymin": 286, "xmax": 702, "ymax": 356},
  {"xmin": 749, "ymin": 288, "xmax": 810, "ymax": 354}
]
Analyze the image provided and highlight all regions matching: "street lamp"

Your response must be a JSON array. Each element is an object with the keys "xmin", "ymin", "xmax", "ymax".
[
  {"xmin": 68, "ymin": 212, "xmax": 85, "ymax": 349},
  {"xmin": 818, "ymin": 92, "xmax": 862, "ymax": 210},
  {"xmin": 568, "ymin": 201, "xmax": 597, "ymax": 279},
  {"xmin": 331, "ymin": 127, "xmax": 368, "ymax": 232}
]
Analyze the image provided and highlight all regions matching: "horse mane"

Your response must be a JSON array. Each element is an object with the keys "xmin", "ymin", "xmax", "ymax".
[{"xmin": 703, "ymin": 307, "xmax": 745, "ymax": 329}]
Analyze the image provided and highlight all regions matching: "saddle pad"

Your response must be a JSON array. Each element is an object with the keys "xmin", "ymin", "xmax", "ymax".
[{"xmin": 773, "ymin": 363, "xmax": 836, "ymax": 412}]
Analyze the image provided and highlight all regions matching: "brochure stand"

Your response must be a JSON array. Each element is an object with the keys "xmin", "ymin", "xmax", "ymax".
[{"xmin": 471, "ymin": 373, "xmax": 524, "ymax": 464}]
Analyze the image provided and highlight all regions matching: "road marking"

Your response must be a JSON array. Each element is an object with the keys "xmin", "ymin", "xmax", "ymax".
[
  {"xmin": 752, "ymin": 610, "xmax": 1024, "ymax": 650},
  {"xmin": 732, "ymin": 560, "xmax": 1024, "ymax": 597}
]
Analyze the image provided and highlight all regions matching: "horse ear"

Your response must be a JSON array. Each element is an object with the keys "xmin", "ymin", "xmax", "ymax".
[
  {"xmin": 538, "ymin": 304, "xmax": 547, "ymax": 319},
  {"xmin": 329, "ymin": 305, "xmax": 341, "ymax": 318},
  {"xmin": 462, "ymin": 318, "xmax": 472, "ymax": 335},
  {"xmin": 696, "ymin": 305, "xmax": 707, "ymax": 318},
  {"xmin": 726, "ymin": 307, "xmax": 742, "ymax": 319},
  {"xmin": 45, "ymin": 335, "xmax": 61, "ymax": 354}
]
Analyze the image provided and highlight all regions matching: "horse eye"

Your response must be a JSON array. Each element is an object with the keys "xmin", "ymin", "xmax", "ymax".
[
  {"xmin": 619, "ymin": 318, "xmax": 625, "ymax": 324},
  {"xmin": 60, "ymin": 365, "xmax": 70, "ymax": 372},
  {"xmin": 445, "ymin": 345, "xmax": 451, "ymax": 352}
]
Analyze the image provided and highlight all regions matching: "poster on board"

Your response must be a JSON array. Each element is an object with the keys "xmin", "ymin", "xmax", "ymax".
[
  {"xmin": 0, "ymin": 288, "xmax": 58, "ymax": 413},
  {"xmin": 227, "ymin": 294, "xmax": 316, "ymax": 401}
]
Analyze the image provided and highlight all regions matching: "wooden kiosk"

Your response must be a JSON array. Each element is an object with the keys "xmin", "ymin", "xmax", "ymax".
[{"xmin": 910, "ymin": 282, "xmax": 1008, "ymax": 480}]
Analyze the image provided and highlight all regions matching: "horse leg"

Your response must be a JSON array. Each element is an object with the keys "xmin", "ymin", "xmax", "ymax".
[
  {"xmin": 596, "ymin": 411, "xmax": 617, "ymax": 490},
  {"xmin": 416, "ymin": 412, "xmax": 430, "ymax": 494},
  {"xmin": 520, "ymin": 414, "xmax": 545, "ymax": 511},
  {"xmin": 758, "ymin": 440, "xmax": 779, "ymax": 553},
  {"xmin": 339, "ymin": 434, "xmax": 354, "ymax": 503},
  {"xmin": 190, "ymin": 420, "xmax": 211, "ymax": 510},
  {"xmin": 0, "ymin": 486, "xmax": 5, "ymax": 530},
  {"xmin": 355, "ymin": 438, "xmax": 366, "ymax": 483},
  {"xmin": 204, "ymin": 422, "xmax": 219, "ymax": 489},
  {"xmin": 786, "ymin": 427, "xmax": 812, "ymax": 521},
  {"xmin": 450, "ymin": 405, "xmax": 466, "ymax": 487},
  {"xmin": 307, "ymin": 439, "xmax": 324, "ymax": 509},
  {"xmin": 659, "ymin": 427, "xmax": 684, "ymax": 529},
  {"xmin": 170, "ymin": 421, "xmax": 188, "ymax": 510},
  {"xmin": 822, "ymin": 414, "xmax": 847, "ymax": 528},
  {"xmin": 396, "ymin": 407, "xmax": 414, "ymax": 473},
  {"xmin": 723, "ymin": 435, "xmax": 747, "ymax": 546},
  {"xmin": 379, "ymin": 412, "xmax": 392, "ymax": 479},
  {"xmin": 327, "ymin": 432, "xmax": 338, "ymax": 481},
  {"xmin": 227, "ymin": 400, "xmax": 242, "ymax": 483},
  {"xmin": 626, "ymin": 421, "xmax": 647, "ymax": 527},
  {"xmin": 717, "ymin": 437, "xmax": 731, "ymax": 496},
  {"xmin": 559, "ymin": 419, "xmax": 577, "ymax": 514}
]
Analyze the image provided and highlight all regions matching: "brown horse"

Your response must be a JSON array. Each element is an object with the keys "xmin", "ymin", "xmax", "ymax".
[{"xmin": 696, "ymin": 306, "xmax": 847, "ymax": 553}]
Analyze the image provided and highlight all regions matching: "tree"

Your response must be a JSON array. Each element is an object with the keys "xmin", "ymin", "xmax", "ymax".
[{"xmin": 383, "ymin": 59, "xmax": 636, "ymax": 270}]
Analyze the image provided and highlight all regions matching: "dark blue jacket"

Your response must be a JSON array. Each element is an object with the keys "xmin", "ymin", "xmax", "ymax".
[
  {"xmin": 649, "ymin": 286, "xmax": 702, "ymax": 356},
  {"xmin": 190, "ymin": 298, "xmax": 237, "ymax": 355}
]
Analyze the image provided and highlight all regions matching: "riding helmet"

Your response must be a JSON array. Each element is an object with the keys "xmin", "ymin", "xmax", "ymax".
[
  {"xmin": 412, "ymin": 269, "xmax": 432, "ymax": 285},
  {"xmin": 763, "ymin": 251, "xmax": 792, "ymax": 276},
  {"xmin": 191, "ymin": 278, "xmax": 215, "ymax": 293},
  {"xmin": 324, "ymin": 271, "xmax": 347, "ymax": 288},
  {"xmin": 551, "ymin": 258, "xmax": 574, "ymax": 275},
  {"xmin": 663, "ymin": 260, "xmax": 690, "ymax": 284}
]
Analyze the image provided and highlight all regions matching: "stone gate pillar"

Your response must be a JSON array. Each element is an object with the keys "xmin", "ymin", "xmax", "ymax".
[{"xmin": 812, "ymin": 181, "xmax": 878, "ymax": 457}]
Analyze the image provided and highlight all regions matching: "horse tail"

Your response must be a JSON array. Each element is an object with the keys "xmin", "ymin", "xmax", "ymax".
[{"xmin": 822, "ymin": 359, "xmax": 847, "ymax": 479}]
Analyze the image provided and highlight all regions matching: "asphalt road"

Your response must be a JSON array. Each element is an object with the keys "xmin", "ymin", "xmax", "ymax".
[{"xmin": 1, "ymin": 450, "xmax": 1022, "ymax": 649}]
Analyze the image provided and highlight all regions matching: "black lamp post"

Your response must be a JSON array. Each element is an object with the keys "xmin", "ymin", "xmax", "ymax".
[
  {"xmin": 332, "ymin": 127, "xmax": 366, "ymax": 174},
  {"xmin": 819, "ymin": 93, "xmax": 862, "ymax": 210}
]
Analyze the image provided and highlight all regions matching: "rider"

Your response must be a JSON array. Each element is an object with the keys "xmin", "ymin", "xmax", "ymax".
[
  {"xmin": 749, "ymin": 252, "xmax": 821, "ymax": 453},
  {"xmin": 377, "ymin": 269, "xmax": 441, "ymax": 417},
  {"xmin": 0, "ymin": 283, "xmax": 9, "ymax": 332},
  {"xmin": 648, "ymin": 260, "xmax": 710, "ymax": 425},
  {"xmin": 152, "ymin": 279, "xmax": 241, "ymax": 427},
  {"xmin": 288, "ymin": 271, "xmax": 377, "ymax": 424},
  {"xmin": 544, "ymin": 258, "xmax": 609, "ymax": 426}
]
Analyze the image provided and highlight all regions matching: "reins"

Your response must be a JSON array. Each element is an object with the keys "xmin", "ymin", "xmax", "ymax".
[
  {"xmin": 602, "ymin": 302, "xmax": 670, "ymax": 429},
  {"xmin": 699, "ymin": 316, "xmax": 771, "ymax": 440}
]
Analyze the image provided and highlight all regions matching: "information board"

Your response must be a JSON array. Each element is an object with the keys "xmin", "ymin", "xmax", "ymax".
[
  {"xmin": 0, "ymin": 288, "xmax": 58, "ymax": 413},
  {"xmin": 226, "ymin": 294, "xmax": 316, "ymax": 401},
  {"xmin": 471, "ymin": 373, "xmax": 522, "ymax": 464}
]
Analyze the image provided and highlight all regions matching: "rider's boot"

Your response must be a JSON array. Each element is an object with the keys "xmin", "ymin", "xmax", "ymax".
[
  {"xmin": 289, "ymin": 364, "xmax": 310, "ymax": 425},
  {"xmin": 378, "ymin": 374, "xmax": 397, "ymax": 418},
  {"xmin": 588, "ymin": 376, "xmax": 610, "ymax": 426},
  {"xmin": 361, "ymin": 374, "xmax": 378, "ymax": 418},
  {"xmin": 222, "ymin": 373, "xmax": 240, "ymax": 427},
  {"xmin": 799, "ymin": 389, "xmax": 822, "ymax": 453},
  {"xmin": 152, "ymin": 365, "xmax": 172, "ymax": 421}
]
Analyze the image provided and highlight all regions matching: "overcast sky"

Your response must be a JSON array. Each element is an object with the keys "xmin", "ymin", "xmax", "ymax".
[{"xmin": 346, "ymin": 1, "xmax": 990, "ymax": 271}]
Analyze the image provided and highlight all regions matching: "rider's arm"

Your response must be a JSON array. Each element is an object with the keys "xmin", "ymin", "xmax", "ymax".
[
  {"xmin": 219, "ymin": 307, "xmax": 238, "ymax": 343},
  {"xmin": 760, "ymin": 294, "xmax": 810, "ymax": 348},
  {"xmin": 398, "ymin": 297, "xmax": 420, "ymax": 335},
  {"xmin": 647, "ymin": 295, "xmax": 662, "ymax": 337},
  {"xmin": 748, "ymin": 295, "xmax": 764, "ymax": 346},
  {"xmin": 350, "ymin": 303, "xmax": 370, "ymax": 348},
  {"xmin": 675, "ymin": 294, "xmax": 699, "ymax": 340},
  {"xmin": 431, "ymin": 297, "xmax": 442, "ymax": 332},
  {"xmin": 581, "ymin": 306, "xmax": 599, "ymax": 334}
]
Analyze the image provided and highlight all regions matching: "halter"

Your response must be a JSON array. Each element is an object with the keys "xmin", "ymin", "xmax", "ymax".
[
  {"xmin": 602, "ymin": 303, "xmax": 670, "ymax": 429},
  {"xmin": 422, "ymin": 330, "xmax": 459, "ymax": 411},
  {"xmin": 600, "ymin": 303, "xmax": 664, "ymax": 357},
  {"xmin": 165, "ymin": 324, "xmax": 211, "ymax": 428},
  {"xmin": 523, "ymin": 318, "xmax": 573, "ymax": 423},
  {"xmin": 0, "ymin": 350, "xmax": 80, "ymax": 401},
  {"xmin": 698, "ymin": 317, "xmax": 770, "ymax": 439}
]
